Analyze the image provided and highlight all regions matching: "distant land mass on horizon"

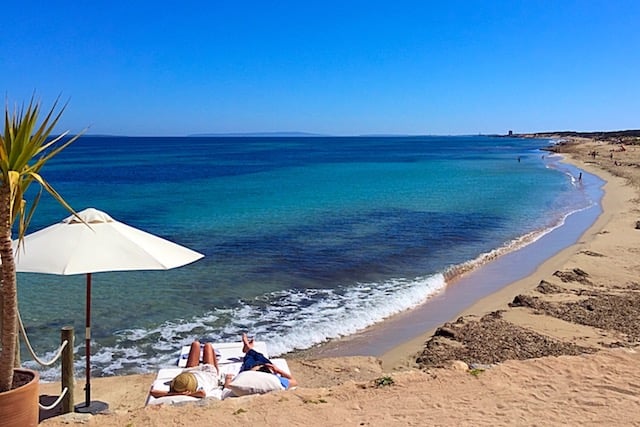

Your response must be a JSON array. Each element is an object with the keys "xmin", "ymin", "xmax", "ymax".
[
  {"xmin": 517, "ymin": 129, "xmax": 640, "ymax": 138},
  {"xmin": 72, "ymin": 129, "xmax": 640, "ymax": 139},
  {"xmin": 189, "ymin": 132, "xmax": 442, "ymax": 137},
  {"xmin": 188, "ymin": 131, "xmax": 328, "ymax": 137}
]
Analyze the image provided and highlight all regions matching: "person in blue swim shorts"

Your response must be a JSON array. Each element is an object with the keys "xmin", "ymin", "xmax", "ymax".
[{"xmin": 224, "ymin": 333, "xmax": 297, "ymax": 390}]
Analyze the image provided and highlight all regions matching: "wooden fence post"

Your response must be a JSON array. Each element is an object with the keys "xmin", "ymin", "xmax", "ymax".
[{"xmin": 61, "ymin": 326, "xmax": 75, "ymax": 413}]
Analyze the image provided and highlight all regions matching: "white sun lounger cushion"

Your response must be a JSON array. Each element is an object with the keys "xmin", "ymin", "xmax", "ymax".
[
  {"xmin": 222, "ymin": 358, "xmax": 291, "ymax": 397},
  {"xmin": 226, "ymin": 370, "xmax": 284, "ymax": 396}
]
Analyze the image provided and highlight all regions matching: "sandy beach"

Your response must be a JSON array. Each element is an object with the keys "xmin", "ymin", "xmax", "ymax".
[{"xmin": 38, "ymin": 134, "xmax": 640, "ymax": 426}]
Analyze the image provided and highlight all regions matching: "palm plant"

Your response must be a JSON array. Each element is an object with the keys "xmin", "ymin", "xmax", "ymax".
[{"xmin": 0, "ymin": 98, "xmax": 82, "ymax": 392}]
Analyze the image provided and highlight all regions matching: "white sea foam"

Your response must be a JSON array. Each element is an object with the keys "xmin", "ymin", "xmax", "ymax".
[
  {"xmin": 34, "ymin": 273, "xmax": 447, "ymax": 381},
  {"xmin": 228, "ymin": 273, "xmax": 447, "ymax": 356}
]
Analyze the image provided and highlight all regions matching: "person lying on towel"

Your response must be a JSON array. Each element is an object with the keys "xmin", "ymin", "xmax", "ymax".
[
  {"xmin": 149, "ymin": 340, "xmax": 219, "ymax": 399},
  {"xmin": 223, "ymin": 333, "xmax": 298, "ymax": 390}
]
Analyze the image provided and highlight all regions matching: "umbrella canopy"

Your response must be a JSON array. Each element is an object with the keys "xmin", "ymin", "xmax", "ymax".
[
  {"xmin": 14, "ymin": 207, "xmax": 203, "ymax": 274},
  {"xmin": 13, "ymin": 207, "xmax": 204, "ymax": 413}
]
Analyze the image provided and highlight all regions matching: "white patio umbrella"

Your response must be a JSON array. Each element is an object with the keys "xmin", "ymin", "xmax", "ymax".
[{"xmin": 13, "ymin": 207, "xmax": 204, "ymax": 413}]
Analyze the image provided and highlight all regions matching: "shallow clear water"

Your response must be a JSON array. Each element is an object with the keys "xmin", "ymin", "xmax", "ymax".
[{"xmin": 16, "ymin": 136, "xmax": 594, "ymax": 379}]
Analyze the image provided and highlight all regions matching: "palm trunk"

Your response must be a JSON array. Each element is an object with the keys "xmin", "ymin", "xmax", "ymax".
[{"xmin": 0, "ymin": 185, "xmax": 17, "ymax": 392}]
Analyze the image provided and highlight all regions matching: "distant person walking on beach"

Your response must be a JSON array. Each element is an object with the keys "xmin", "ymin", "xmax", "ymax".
[
  {"xmin": 578, "ymin": 172, "xmax": 582, "ymax": 182},
  {"xmin": 150, "ymin": 341, "xmax": 220, "ymax": 399}
]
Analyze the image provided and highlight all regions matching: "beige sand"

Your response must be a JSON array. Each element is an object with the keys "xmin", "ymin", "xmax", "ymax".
[{"xmin": 39, "ymin": 136, "xmax": 640, "ymax": 426}]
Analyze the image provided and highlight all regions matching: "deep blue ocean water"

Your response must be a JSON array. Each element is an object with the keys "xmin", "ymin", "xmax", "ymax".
[{"xmin": 16, "ymin": 136, "xmax": 597, "ymax": 380}]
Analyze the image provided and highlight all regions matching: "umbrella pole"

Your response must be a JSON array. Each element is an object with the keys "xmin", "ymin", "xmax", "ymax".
[
  {"xmin": 85, "ymin": 272, "xmax": 91, "ymax": 406},
  {"xmin": 75, "ymin": 272, "xmax": 108, "ymax": 414}
]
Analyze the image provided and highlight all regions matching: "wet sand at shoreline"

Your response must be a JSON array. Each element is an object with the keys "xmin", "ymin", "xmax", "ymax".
[{"xmin": 39, "ymin": 135, "xmax": 640, "ymax": 426}]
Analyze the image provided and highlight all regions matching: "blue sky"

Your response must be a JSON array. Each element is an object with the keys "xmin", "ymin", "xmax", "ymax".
[{"xmin": 2, "ymin": 1, "xmax": 639, "ymax": 136}]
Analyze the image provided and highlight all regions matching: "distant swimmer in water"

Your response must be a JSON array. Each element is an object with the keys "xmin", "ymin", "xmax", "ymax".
[{"xmin": 578, "ymin": 172, "xmax": 582, "ymax": 182}]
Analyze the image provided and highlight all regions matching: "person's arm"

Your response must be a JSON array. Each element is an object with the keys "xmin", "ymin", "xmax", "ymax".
[
  {"xmin": 265, "ymin": 364, "xmax": 298, "ymax": 388},
  {"xmin": 190, "ymin": 390, "xmax": 206, "ymax": 398},
  {"xmin": 265, "ymin": 363, "xmax": 291, "ymax": 379},
  {"xmin": 150, "ymin": 389, "xmax": 170, "ymax": 398},
  {"xmin": 149, "ymin": 388, "xmax": 206, "ymax": 399}
]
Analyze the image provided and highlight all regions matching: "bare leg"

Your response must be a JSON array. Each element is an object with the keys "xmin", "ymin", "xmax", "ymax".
[
  {"xmin": 186, "ymin": 341, "xmax": 201, "ymax": 368},
  {"xmin": 242, "ymin": 333, "xmax": 254, "ymax": 353},
  {"xmin": 202, "ymin": 342, "xmax": 219, "ymax": 372}
]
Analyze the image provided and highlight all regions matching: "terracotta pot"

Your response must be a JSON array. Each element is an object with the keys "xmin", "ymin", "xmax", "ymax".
[{"xmin": 0, "ymin": 368, "xmax": 39, "ymax": 427}]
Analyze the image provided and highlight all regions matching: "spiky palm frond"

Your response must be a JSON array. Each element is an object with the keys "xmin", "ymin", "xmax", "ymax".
[
  {"xmin": 0, "ymin": 97, "xmax": 83, "ymax": 243},
  {"xmin": 0, "ymin": 97, "xmax": 83, "ymax": 392}
]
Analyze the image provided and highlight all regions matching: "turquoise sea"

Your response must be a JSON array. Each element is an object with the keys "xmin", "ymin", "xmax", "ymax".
[{"xmin": 17, "ymin": 136, "xmax": 601, "ymax": 380}]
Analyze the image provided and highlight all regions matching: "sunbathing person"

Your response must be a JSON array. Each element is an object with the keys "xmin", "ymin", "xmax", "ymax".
[
  {"xmin": 150, "ymin": 340, "xmax": 220, "ymax": 399},
  {"xmin": 223, "ymin": 333, "xmax": 298, "ymax": 390}
]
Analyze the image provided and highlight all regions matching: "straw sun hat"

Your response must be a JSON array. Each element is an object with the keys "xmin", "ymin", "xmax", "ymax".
[{"xmin": 170, "ymin": 372, "xmax": 198, "ymax": 393}]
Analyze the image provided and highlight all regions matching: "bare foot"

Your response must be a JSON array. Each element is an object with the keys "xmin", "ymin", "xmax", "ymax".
[
  {"xmin": 242, "ymin": 333, "xmax": 254, "ymax": 353},
  {"xmin": 224, "ymin": 373, "xmax": 234, "ymax": 388}
]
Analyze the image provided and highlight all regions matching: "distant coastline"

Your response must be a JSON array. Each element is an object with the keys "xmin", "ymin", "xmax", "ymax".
[
  {"xmin": 187, "ymin": 131, "xmax": 327, "ymax": 137},
  {"xmin": 515, "ymin": 129, "xmax": 640, "ymax": 140},
  {"xmin": 72, "ymin": 130, "xmax": 640, "ymax": 139}
]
